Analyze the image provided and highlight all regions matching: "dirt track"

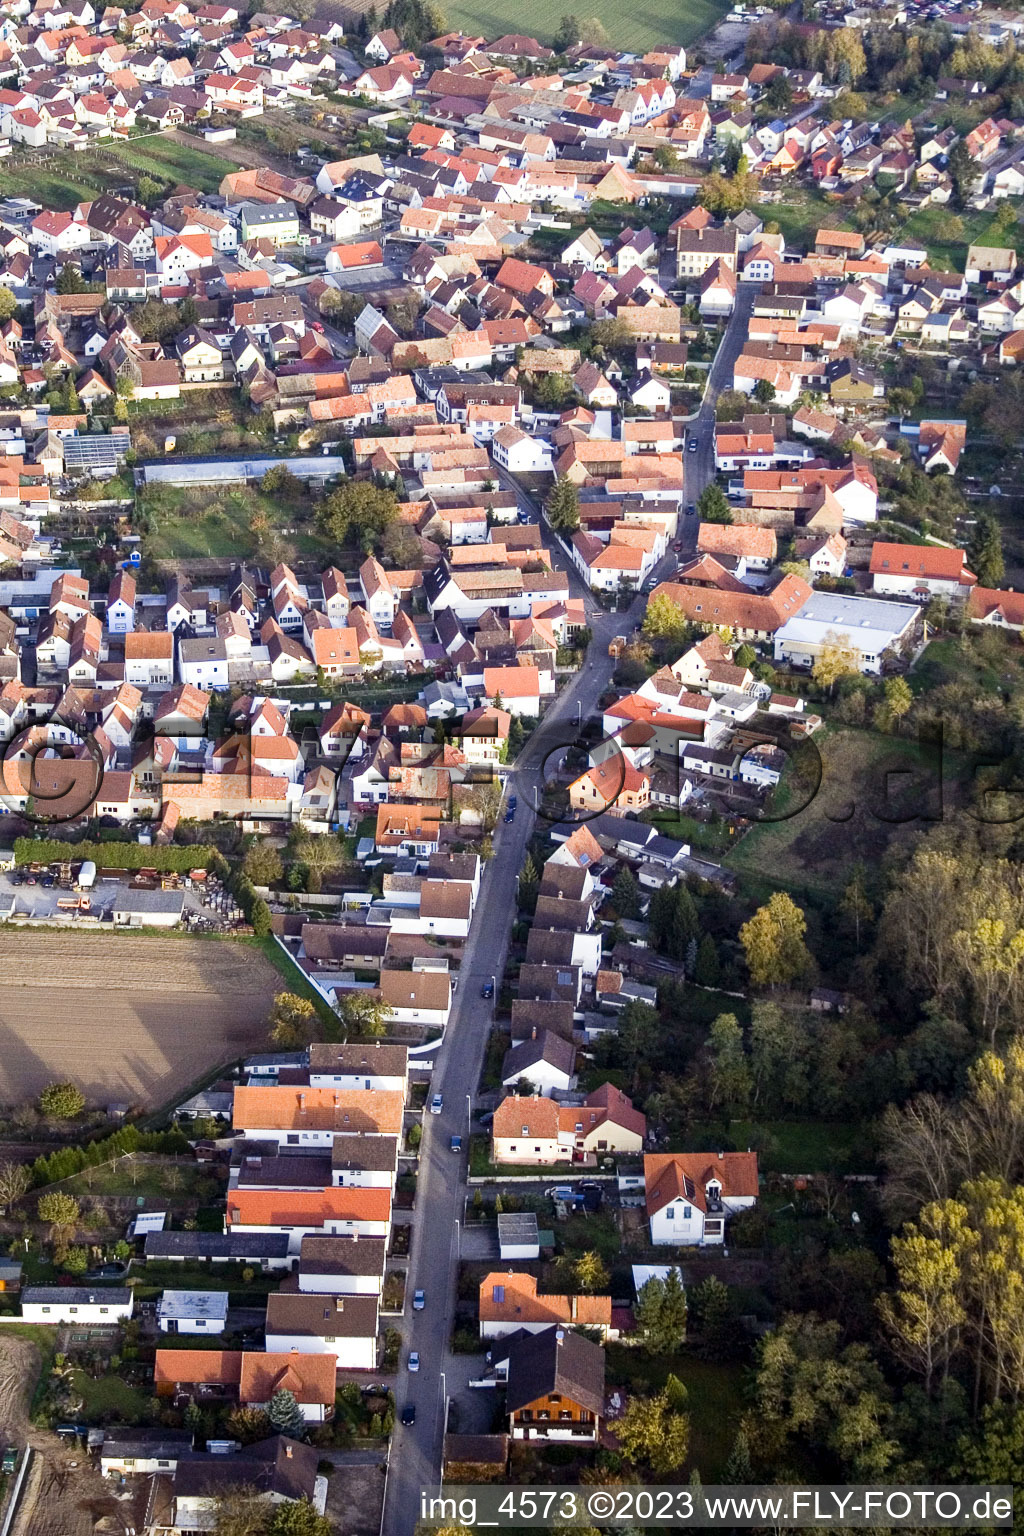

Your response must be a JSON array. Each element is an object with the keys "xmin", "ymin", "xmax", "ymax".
[
  {"xmin": 0, "ymin": 932, "xmax": 280, "ymax": 1106},
  {"xmin": 0, "ymin": 1336, "xmax": 127, "ymax": 1536}
]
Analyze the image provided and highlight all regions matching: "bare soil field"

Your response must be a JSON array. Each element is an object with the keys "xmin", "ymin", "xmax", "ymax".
[{"xmin": 0, "ymin": 932, "xmax": 279, "ymax": 1106}]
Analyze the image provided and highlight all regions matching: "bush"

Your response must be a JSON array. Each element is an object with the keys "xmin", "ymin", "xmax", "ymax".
[
  {"xmin": 39, "ymin": 1082, "xmax": 85, "ymax": 1119},
  {"xmin": 14, "ymin": 838, "xmax": 214, "ymax": 872}
]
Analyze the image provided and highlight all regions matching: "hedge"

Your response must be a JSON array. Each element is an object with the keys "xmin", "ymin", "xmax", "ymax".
[
  {"xmin": 13, "ymin": 839, "xmax": 216, "ymax": 873},
  {"xmin": 30, "ymin": 1125, "xmax": 191, "ymax": 1187}
]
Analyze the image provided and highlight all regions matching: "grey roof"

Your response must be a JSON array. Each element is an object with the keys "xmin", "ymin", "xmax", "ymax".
[
  {"xmin": 524, "ymin": 928, "xmax": 576, "ymax": 968},
  {"xmin": 158, "ymin": 1290, "xmax": 229, "ymax": 1322},
  {"xmin": 24, "ymin": 1286, "xmax": 131, "ymax": 1305},
  {"xmin": 331, "ymin": 1134, "xmax": 399, "ymax": 1173},
  {"xmin": 100, "ymin": 1429, "xmax": 193, "ymax": 1460},
  {"xmin": 234, "ymin": 1152, "xmax": 333, "ymax": 1189},
  {"xmin": 307, "ymin": 1042, "xmax": 408, "ymax": 1075},
  {"xmin": 538, "ymin": 863, "xmax": 590, "ymax": 901},
  {"xmin": 299, "ymin": 1234, "xmax": 388, "ymax": 1276},
  {"xmin": 533, "ymin": 894, "xmax": 592, "ymax": 931},
  {"xmin": 503, "ymin": 1325, "xmax": 605, "ymax": 1416},
  {"xmin": 144, "ymin": 1232, "xmax": 289, "ymax": 1260},
  {"xmin": 502, "ymin": 1031, "xmax": 576, "ymax": 1083},
  {"xmin": 497, "ymin": 1211, "xmax": 539, "ymax": 1243},
  {"xmin": 112, "ymin": 887, "xmax": 185, "ymax": 916},
  {"xmin": 244, "ymin": 1051, "xmax": 307, "ymax": 1071},
  {"xmin": 266, "ymin": 1292, "xmax": 379, "ymax": 1338},
  {"xmin": 172, "ymin": 1437, "xmax": 317, "ymax": 1502},
  {"xmin": 510, "ymin": 1000, "xmax": 576, "ymax": 1042}
]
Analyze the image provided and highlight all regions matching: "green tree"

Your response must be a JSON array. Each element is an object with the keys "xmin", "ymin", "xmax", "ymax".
[
  {"xmin": 136, "ymin": 173, "xmax": 164, "ymax": 206},
  {"xmin": 0, "ymin": 289, "xmax": 16, "ymax": 323},
  {"xmin": 267, "ymin": 1388, "xmax": 307, "ymax": 1439},
  {"xmin": 740, "ymin": 892, "xmax": 814, "ymax": 988},
  {"xmin": 39, "ymin": 1081, "xmax": 85, "ymax": 1119},
  {"xmin": 723, "ymin": 1428, "xmax": 754, "ymax": 1482},
  {"xmin": 690, "ymin": 1275, "xmax": 735, "ymax": 1360},
  {"xmin": 270, "ymin": 1503, "xmax": 334, "ymax": 1536},
  {"xmin": 968, "ymin": 509, "xmax": 1004, "ymax": 587},
  {"xmin": 341, "ymin": 992, "xmax": 394, "ymax": 1039},
  {"xmin": 696, "ymin": 483, "xmax": 732, "ymax": 524},
  {"xmin": 708, "ymin": 1011, "xmax": 752, "ymax": 1114},
  {"xmin": 616, "ymin": 1391, "xmax": 690, "ymax": 1476},
  {"xmin": 546, "ymin": 475, "xmax": 580, "ymax": 534},
  {"xmin": 749, "ymin": 999, "xmax": 807, "ymax": 1113},
  {"xmin": 316, "ymin": 481, "xmax": 399, "ymax": 551},
  {"xmin": 243, "ymin": 842, "xmax": 283, "ymax": 887},
  {"xmin": 38, "ymin": 1192, "xmax": 80, "ymax": 1227},
  {"xmin": 694, "ymin": 932, "xmax": 720, "ymax": 987},
  {"xmin": 734, "ymin": 642, "xmax": 756, "ymax": 668},
  {"xmin": 269, "ymin": 992, "xmax": 319, "ymax": 1049},
  {"xmin": 635, "ymin": 1268, "xmax": 688, "ymax": 1354},
  {"xmin": 553, "ymin": 12, "xmax": 580, "ymax": 49},
  {"xmin": 753, "ymin": 378, "xmax": 777, "ymax": 406},
  {"xmin": 56, "ymin": 263, "xmax": 88, "ymax": 295},
  {"xmin": 251, "ymin": 898, "xmax": 272, "ymax": 938},
  {"xmin": 611, "ymin": 865, "xmax": 640, "ymax": 919},
  {"xmin": 574, "ymin": 1250, "xmax": 610, "ymax": 1293},
  {"xmin": 518, "ymin": 851, "xmax": 539, "ymax": 913},
  {"xmin": 62, "ymin": 1244, "xmax": 88, "ymax": 1275}
]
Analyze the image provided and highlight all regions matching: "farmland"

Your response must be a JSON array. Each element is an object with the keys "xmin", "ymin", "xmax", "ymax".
[
  {"xmin": 0, "ymin": 932, "xmax": 279, "ymax": 1106},
  {"xmin": 441, "ymin": 0, "xmax": 730, "ymax": 53}
]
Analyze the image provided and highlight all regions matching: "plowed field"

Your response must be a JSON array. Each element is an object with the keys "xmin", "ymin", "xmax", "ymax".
[{"xmin": 0, "ymin": 932, "xmax": 278, "ymax": 1107}]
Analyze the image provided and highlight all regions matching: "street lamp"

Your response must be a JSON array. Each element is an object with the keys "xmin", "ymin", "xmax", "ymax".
[{"xmin": 466, "ymin": 1093, "xmax": 473, "ymax": 1133}]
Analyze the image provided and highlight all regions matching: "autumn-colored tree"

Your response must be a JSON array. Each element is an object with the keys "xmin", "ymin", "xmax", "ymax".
[
  {"xmin": 812, "ymin": 630, "xmax": 862, "ymax": 694},
  {"xmin": 340, "ymin": 991, "xmax": 394, "ymax": 1039},
  {"xmin": 616, "ymin": 1391, "xmax": 690, "ymax": 1476},
  {"xmin": 574, "ymin": 1250, "xmax": 609, "ymax": 1293},
  {"xmin": 739, "ymin": 892, "xmax": 814, "ymax": 988},
  {"xmin": 878, "ymin": 1197, "xmax": 971, "ymax": 1396},
  {"xmin": 643, "ymin": 591, "xmax": 689, "ymax": 644},
  {"xmin": 269, "ymin": 992, "xmax": 319, "ymax": 1049}
]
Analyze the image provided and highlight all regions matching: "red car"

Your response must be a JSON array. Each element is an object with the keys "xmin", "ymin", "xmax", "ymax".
[{"xmin": 311, "ymin": 321, "xmax": 325, "ymax": 333}]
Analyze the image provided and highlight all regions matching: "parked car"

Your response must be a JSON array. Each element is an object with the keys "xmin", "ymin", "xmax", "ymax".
[
  {"xmin": 401, "ymin": 1403, "xmax": 416, "ymax": 1425},
  {"xmin": 430, "ymin": 1093, "xmax": 443, "ymax": 1115},
  {"xmin": 450, "ymin": 1134, "xmax": 462, "ymax": 1154},
  {"xmin": 687, "ymin": 437, "xmax": 698, "ymax": 453},
  {"xmin": 413, "ymin": 1290, "xmax": 425, "ymax": 1311},
  {"xmin": 408, "ymin": 1351, "xmax": 420, "ymax": 1372},
  {"xmin": 481, "ymin": 980, "xmax": 494, "ymax": 999},
  {"xmin": 504, "ymin": 809, "xmax": 515, "ymax": 823}
]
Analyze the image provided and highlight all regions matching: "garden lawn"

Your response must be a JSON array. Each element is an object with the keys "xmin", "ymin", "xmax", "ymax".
[
  {"xmin": 442, "ymin": 0, "xmax": 729, "ymax": 52},
  {"xmin": 697, "ymin": 1118, "xmax": 876, "ymax": 1174},
  {"xmin": 605, "ymin": 1347, "xmax": 746, "ymax": 1479},
  {"xmin": 72, "ymin": 1369, "xmax": 153, "ymax": 1424},
  {"xmin": 98, "ymin": 135, "xmax": 244, "ymax": 193}
]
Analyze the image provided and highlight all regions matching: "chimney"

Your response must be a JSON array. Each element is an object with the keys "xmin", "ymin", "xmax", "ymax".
[
  {"xmin": 531, "ymin": 1025, "xmax": 537, "ymax": 1040},
  {"xmin": 570, "ymin": 1297, "xmax": 577, "ymax": 1320},
  {"xmin": 718, "ymin": 1149, "xmax": 724, "ymax": 1160},
  {"xmin": 285, "ymin": 1445, "xmax": 293, "ymax": 1460},
  {"xmin": 556, "ymin": 1327, "xmax": 564, "ymax": 1345}
]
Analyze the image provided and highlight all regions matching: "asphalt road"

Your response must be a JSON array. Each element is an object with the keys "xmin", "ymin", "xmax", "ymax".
[
  {"xmin": 379, "ymin": 340, "xmax": 763, "ymax": 1525},
  {"xmin": 683, "ymin": 283, "xmax": 758, "ymax": 512},
  {"xmin": 381, "ymin": 588, "xmax": 651, "ymax": 1536}
]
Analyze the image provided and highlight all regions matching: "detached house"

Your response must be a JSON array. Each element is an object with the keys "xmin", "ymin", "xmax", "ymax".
[{"xmin": 645, "ymin": 1151, "xmax": 759, "ymax": 1246}]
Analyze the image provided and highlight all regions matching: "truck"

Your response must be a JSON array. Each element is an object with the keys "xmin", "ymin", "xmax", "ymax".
[
  {"xmin": 2, "ymin": 1446, "xmax": 17, "ymax": 1475},
  {"xmin": 77, "ymin": 860, "xmax": 97, "ymax": 891},
  {"xmin": 57, "ymin": 897, "xmax": 90, "ymax": 913}
]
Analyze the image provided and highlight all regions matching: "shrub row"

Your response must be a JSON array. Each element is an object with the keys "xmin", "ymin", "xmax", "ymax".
[
  {"xmin": 13, "ymin": 839, "xmax": 216, "ymax": 873},
  {"xmin": 31, "ymin": 1124, "xmax": 192, "ymax": 1187}
]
